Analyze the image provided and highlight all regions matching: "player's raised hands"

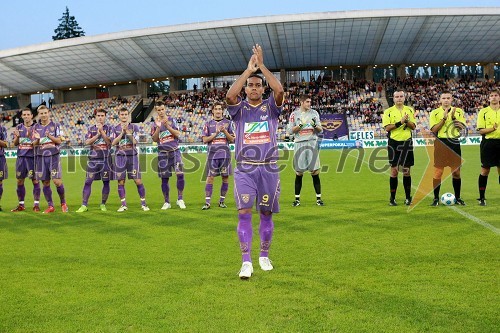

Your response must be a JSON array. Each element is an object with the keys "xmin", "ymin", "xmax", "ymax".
[
  {"xmin": 247, "ymin": 54, "xmax": 259, "ymax": 73},
  {"xmin": 252, "ymin": 44, "xmax": 264, "ymax": 67}
]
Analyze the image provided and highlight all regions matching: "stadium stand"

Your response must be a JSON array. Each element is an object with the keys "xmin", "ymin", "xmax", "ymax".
[
  {"xmin": 2, "ymin": 79, "xmax": 498, "ymax": 145},
  {"xmin": 49, "ymin": 95, "xmax": 142, "ymax": 146},
  {"xmin": 385, "ymin": 78, "xmax": 498, "ymax": 136},
  {"xmin": 282, "ymin": 80, "xmax": 385, "ymax": 138}
]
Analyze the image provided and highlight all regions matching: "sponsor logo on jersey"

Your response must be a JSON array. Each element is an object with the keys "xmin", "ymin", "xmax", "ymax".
[{"xmin": 243, "ymin": 121, "xmax": 271, "ymax": 144}]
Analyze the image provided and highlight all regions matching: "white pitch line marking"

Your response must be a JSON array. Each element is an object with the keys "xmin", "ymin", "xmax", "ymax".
[
  {"xmin": 449, "ymin": 206, "xmax": 500, "ymax": 235},
  {"xmin": 343, "ymin": 149, "xmax": 499, "ymax": 235}
]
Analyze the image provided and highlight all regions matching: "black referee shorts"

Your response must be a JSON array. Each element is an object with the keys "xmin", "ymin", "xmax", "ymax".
[
  {"xmin": 387, "ymin": 138, "xmax": 414, "ymax": 168},
  {"xmin": 480, "ymin": 138, "xmax": 500, "ymax": 168}
]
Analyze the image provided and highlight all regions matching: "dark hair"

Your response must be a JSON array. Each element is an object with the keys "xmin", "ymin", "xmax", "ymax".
[
  {"xmin": 95, "ymin": 108, "xmax": 107, "ymax": 115},
  {"xmin": 247, "ymin": 74, "xmax": 264, "ymax": 84},
  {"xmin": 489, "ymin": 89, "xmax": 500, "ymax": 96},
  {"xmin": 119, "ymin": 107, "xmax": 129, "ymax": 113},
  {"xmin": 21, "ymin": 108, "xmax": 33, "ymax": 114},
  {"xmin": 299, "ymin": 94, "xmax": 310, "ymax": 102},
  {"xmin": 155, "ymin": 101, "xmax": 165, "ymax": 107},
  {"xmin": 212, "ymin": 102, "xmax": 224, "ymax": 111}
]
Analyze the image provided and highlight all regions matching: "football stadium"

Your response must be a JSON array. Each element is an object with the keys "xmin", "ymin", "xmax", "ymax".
[{"xmin": 0, "ymin": 6, "xmax": 499, "ymax": 332}]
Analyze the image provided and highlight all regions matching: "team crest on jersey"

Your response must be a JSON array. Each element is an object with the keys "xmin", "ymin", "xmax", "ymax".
[
  {"xmin": 241, "ymin": 194, "xmax": 250, "ymax": 203},
  {"xmin": 260, "ymin": 105, "xmax": 267, "ymax": 112}
]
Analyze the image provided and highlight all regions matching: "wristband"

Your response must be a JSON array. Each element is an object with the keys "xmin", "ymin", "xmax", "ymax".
[{"xmin": 395, "ymin": 121, "xmax": 402, "ymax": 128}]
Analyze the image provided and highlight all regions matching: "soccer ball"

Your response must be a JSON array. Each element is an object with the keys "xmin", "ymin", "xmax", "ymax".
[{"xmin": 440, "ymin": 193, "xmax": 456, "ymax": 206}]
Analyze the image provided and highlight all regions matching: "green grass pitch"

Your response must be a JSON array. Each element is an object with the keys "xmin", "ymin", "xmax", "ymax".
[{"xmin": 0, "ymin": 146, "xmax": 498, "ymax": 332}]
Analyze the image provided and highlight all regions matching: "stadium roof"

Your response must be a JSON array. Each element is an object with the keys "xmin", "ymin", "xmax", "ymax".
[{"xmin": 0, "ymin": 7, "xmax": 499, "ymax": 95}]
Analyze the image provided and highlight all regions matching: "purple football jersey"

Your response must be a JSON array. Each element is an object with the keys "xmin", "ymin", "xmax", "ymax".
[
  {"xmin": 85, "ymin": 124, "xmax": 112, "ymax": 159},
  {"xmin": 227, "ymin": 94, "xmax": 282, "ymax": 163},
  {"xmin": 15, "ymin": 124, "xmax": 35, "ymax": 157},
  {"xmin": 0, "ymin": 125, "xmax": 7, "ymax": 156},
  {"xmin": 202, "ymin": 118, "xmax": 233, "ymax": 160},
  {"xmin": 112, "ymin": 123, "xmax": 140, "ymax": 156},
  {"xmin": 33, "ymin": 121, "xmax": 62, "ymax": 156},
  {"xmin": 150, "ymin": 117, "xmax": 180, "ymax": 152}
]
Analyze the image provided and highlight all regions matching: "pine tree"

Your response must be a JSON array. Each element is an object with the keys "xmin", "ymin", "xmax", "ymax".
[{"xmin": 52, "ymin": 7, "xmax": 85, "ymax": 41}]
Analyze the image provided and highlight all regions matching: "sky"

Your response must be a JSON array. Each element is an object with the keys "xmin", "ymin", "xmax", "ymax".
[{"xmin": 1, "ymin": 0, "xmax": 498, "ymax": 50}]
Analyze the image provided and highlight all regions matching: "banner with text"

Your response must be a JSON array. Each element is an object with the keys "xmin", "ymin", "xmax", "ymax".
[
  {"xmin": 349, "ymin": 131, "xmax": 375, "ymax": 141},
  {"xmin": 320, "ymin": 140, "xmax": 363, "ymax": 149}
]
